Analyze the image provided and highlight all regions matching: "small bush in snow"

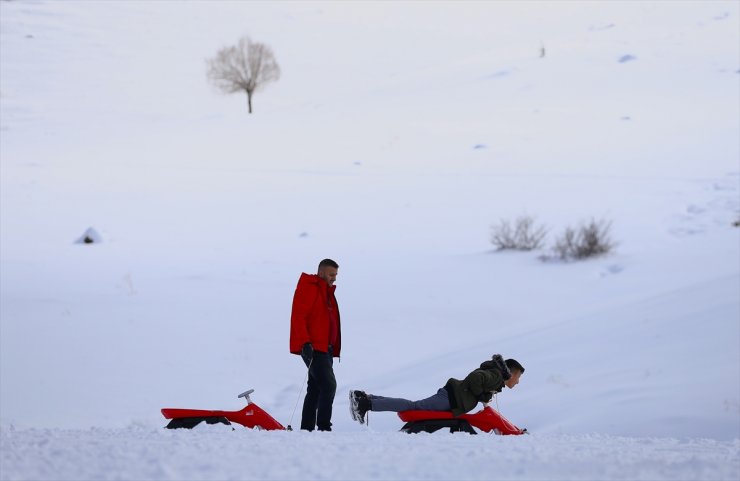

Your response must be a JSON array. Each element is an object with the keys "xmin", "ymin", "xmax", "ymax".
[
  {"xmin": 491, "ymin": 216, "xmax": 548, "ymax": 251},
  {"xmin": 547, "ymin": 218, "xmax": 616, "ymax": 261}
]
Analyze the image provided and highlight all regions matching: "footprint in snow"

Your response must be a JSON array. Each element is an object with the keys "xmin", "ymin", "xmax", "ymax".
[
  {"xmin": 618, "ymin": 54, "xmax": 637, "ymax": 63},
  {"xmin": 600, "ymin": 264, "xmax": 624, "ymax": 278}
]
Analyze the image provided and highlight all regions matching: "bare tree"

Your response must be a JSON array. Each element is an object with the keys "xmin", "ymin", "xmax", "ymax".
[{"xmin": 206, "ymin": 36, "xmax": 280, "ymax": 114}]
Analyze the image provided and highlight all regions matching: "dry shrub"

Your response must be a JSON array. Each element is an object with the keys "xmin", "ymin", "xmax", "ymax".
[
  {"xmin": 491, "ymin": 216, "xmax": 548, "ymax": 251},
  {"xmin": 548, "ymin": 218, "xmax": 616, "ymax": 261}
]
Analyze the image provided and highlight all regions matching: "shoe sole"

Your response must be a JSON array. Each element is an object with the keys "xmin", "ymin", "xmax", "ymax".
[
  {"xmin": 348, "ymin": 390, "xmax": 358, "ymax": 422},
  {"xmin": 349, "ymin": 390, "xmax": 365, "ymax": 425}
]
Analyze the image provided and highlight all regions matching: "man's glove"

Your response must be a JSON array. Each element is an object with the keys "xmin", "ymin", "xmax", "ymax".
[{"xmin": 301, "ymin": 342, "xmax": 314, "ymax": 365}]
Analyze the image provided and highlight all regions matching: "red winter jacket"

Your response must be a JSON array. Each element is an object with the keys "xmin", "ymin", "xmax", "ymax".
[{"xmin": 290, "ymin": 273, "xmax": 341, "ymax": 357}]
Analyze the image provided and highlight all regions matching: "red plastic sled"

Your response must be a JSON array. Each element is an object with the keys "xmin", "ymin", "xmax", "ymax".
[
  {"xmin": 161, "ymin": 389, "xmax": 285, "ymax": 431},
  {"xmin": 398, "ymin": 405, "xmax": 526, "ymax": 435}
]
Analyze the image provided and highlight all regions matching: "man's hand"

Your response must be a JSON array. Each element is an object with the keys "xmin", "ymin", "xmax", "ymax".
[
  {"xmin": 478, "ymin": 391, "xmax": 493, "ymax": 403},
  {"xmin": 301, "ymin": 342, "xmax": 314, "ymax": 365}
]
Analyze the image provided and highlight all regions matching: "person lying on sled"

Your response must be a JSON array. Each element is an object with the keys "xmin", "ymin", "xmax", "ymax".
[{"xmin": 349, "ymin": 355, "xmax": 524, "ymax": 425}]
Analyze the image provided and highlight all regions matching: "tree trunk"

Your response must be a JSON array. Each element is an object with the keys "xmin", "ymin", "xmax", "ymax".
[{"xmin": 246, "ymin": 90, "xmax": 253, "ymax": 114}]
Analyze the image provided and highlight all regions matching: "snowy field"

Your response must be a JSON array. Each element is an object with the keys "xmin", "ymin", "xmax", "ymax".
[
  {"xmin": 1, "ymin": 1, "xmax": 739, "ymax": 480},
  {"xmin": 2, "ymin": 428, "xmax": 739, "ymax": 481}
]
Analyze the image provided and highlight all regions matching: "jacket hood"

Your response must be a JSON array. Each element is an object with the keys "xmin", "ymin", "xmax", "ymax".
[
  {"xmin": 298, "ymin": 273, "xmax": 319, "ymax": 284},
  {"xmin": 480, "ymin": 354, "xmax": 511, "ymax": 381},
  {"xmin": 298, "ymin": 272, "xmax": 336, "ymax": 290}
]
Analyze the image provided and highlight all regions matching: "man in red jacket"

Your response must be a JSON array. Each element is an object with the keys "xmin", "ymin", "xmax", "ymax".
[{"xmin": 290, "ymin": 259, "xmax": 341, "ymax": 431}]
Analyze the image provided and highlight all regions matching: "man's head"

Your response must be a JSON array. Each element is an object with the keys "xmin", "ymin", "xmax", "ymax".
[
  {"xmin": 317, "ymin": 258, "xmax": 339, "ymax": 286},
  {"xmin": 504, "ymin": 359, "xmax": 525, "ymax": 389}
]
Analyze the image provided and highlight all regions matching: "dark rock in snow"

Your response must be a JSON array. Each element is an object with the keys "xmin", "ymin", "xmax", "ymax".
[{"xmin": 75, "ymin": 227, "xmax": 102, "ymax": 244}]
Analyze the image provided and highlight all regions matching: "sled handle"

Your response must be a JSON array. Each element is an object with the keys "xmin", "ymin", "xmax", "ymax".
[{"xmin": 238, "ymin": 389, "xmax": 255, "ymax": 404}]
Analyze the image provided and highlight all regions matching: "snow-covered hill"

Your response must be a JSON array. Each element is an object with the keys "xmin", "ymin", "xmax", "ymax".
[{"xmin": 1, "ymin": 1, "xmax": 738, "ymax": 480}]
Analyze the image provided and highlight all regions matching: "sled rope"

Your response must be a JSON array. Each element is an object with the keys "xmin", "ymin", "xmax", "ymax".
[
  {"xmin": 287, "ymin": 358, "xmax": 312, "ymax": 430},
  {"xmin": 490, "ymin": 393, "xmax": 501, "ymax": 436}
]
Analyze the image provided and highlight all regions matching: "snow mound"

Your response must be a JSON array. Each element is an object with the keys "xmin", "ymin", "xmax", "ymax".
[{"xmin": 74, "ymin": 227, "xmax": 102, "ymax": 245}]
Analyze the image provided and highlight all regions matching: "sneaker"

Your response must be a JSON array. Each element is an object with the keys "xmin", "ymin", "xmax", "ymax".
[
  {"xmin": 348, "ymin": 390, "xmax": 359, "ymax": 422},
  {"xmin": 349, "ymin": 390, "xmax": 371, "ymax": 425}
]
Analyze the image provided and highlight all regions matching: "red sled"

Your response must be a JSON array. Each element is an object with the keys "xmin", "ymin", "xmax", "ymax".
[
  {"xmin": 161, "ymin": 389, "xmax": 285, "ymax": 431},
  {"xmin": 398, "ymin": 405, "xmax": 526, "ymax": 435}
]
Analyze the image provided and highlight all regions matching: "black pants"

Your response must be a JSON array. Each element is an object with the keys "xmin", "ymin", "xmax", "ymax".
[{"xmin": 301, "ymin": 348, "xmax": 337, "ymax": 431}]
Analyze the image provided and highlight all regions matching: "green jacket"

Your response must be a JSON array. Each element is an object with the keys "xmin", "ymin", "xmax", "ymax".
[{"xmin": 445, "ymin": 356, "xmax": 509, "ymax": 416}]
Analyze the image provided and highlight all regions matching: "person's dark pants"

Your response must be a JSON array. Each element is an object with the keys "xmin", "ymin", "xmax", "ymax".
[
  {"xmin": 301, "ymin": 348, "xmax": 336, "ymax": 431},
  {"xmin": 368, "ymin": 388, "xmax": 451, "ymax": 412}
]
